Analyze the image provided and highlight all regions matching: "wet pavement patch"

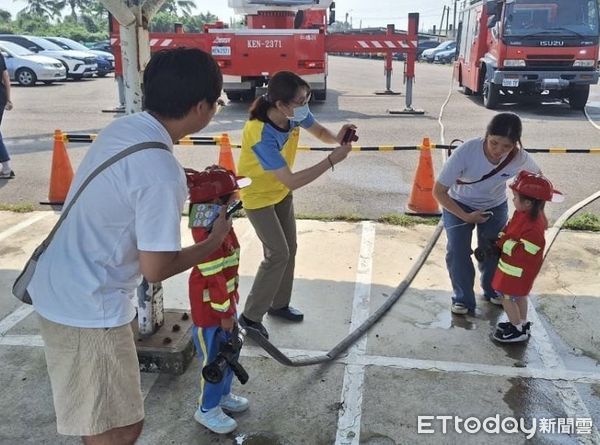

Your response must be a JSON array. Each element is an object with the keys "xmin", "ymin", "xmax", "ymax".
[{"xmin": 234, "ymin": 431, "xmax": 289, "ymax": 444}]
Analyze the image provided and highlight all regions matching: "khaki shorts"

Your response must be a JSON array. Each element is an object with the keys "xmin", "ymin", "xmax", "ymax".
[{"xmin": 38, "ymin": 315, "xmax": 144, "ymax": 436}]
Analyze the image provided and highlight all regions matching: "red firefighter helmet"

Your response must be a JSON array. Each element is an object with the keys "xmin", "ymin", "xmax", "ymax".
[
  {"xmin": 185, "ymin": 165, "xmax": 250, "ymax": 203},
  {"xmin": 509, "ymin": 170, "xmax": 564, "ymax": 203}
]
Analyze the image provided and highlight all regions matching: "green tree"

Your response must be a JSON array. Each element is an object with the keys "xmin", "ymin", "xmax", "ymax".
[
  {"xmin": 19, "ymin": 0, "xmax": 65, "ymax": 20},
  {"xmin": 159, "ymin": 0, "xmax": 196, "ymax": 17},
  {"xmin": 182, "ymin": 11, "xmax": 219, "ymax": 32}
]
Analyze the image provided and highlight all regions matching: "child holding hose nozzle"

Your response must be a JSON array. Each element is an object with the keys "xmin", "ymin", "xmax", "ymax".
[
  {"xmin": 186, "ymin": 165, "xmax": 252, "ymax": 434},
  {"xmin": 489, "ymin": 170, "xmax": 563, "ymax": 343}
]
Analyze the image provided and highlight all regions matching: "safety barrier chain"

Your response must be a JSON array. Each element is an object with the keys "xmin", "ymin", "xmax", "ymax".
[{"xmin": 62, "ymin": 133, "xmax": 600, "ymax": 154}]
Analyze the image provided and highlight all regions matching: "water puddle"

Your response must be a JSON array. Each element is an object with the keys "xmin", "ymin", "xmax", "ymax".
[{"xmin": 415, "ymin": 310, "xmax": 477, "ymax": 330}]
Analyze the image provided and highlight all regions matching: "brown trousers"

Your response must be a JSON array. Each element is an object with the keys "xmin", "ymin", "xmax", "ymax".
[{"xmin": 243, "ymin": 193, "xmax": 297, "ymax": 322}]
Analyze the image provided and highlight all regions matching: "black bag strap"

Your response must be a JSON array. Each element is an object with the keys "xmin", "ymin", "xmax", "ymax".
[
  {"xmin": 32, "ymin": 141, "xmax": 170, "ymax": 259},
  {"xmin": 456, "ymin": 148, "xmax": 517, "ymax": 185}
]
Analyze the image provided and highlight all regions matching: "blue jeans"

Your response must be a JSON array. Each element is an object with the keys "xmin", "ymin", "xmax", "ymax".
[
  {"xmin": 442, "ymin": 200, "xmax": 508, "ymax": 310},
  {"xmin": 192, "ymin": 325, "xmax": 235, "ymax": 410},
  {"xmin": 0, "ymin": 108, "xmax": 8, "ymax": 163}
]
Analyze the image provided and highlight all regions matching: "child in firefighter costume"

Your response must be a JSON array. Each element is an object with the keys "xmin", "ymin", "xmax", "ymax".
[
  {"xmin": 186, "ymin": 165, "xmax": 250, "ymax": 434},
  {"xmin": 492, "ymin": 171, "xmax": 563, "ymax": 343}
]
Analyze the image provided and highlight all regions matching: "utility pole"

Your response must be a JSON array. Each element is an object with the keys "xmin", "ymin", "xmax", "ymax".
[
  {"xmin": 445, "ymin": 4, "xmax": 450, "ymax": 36},
  {"xmin": 453, "ymin": 0, "xmax": 458, "ymax": 38},
  {"xmin": 439, "ymin": 5, "xmax": 446, "ymax": 36}
]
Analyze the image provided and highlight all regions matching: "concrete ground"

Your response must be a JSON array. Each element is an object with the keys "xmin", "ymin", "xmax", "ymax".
[{"xmin": 0, "ymin": 211, "xmax": 598, "ymax": 444}]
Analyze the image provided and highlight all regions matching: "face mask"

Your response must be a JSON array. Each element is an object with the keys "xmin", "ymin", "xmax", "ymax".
[
  {"xmin": 189, "ymin": 203, "xmax": 221, "ymax": 229},
  {"xmin": 288, "ymin": 103, "xmax": 310, "ymax": 122}
]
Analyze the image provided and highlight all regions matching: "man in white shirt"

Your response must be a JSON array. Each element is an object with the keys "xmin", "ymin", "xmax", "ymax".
[{"xmin": 29, "ymin": 48, "xmax": 230, "ymax": 445}]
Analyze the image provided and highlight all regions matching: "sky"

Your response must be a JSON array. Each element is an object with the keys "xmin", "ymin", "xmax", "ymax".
[{"xmin": 1, "ymin": 0, "xmax": 453, "ymax": 32}]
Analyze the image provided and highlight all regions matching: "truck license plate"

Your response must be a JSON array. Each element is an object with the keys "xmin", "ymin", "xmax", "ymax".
[{"xmin": 502, "ymin": 79, "xmax": 519, "ymax": 87}]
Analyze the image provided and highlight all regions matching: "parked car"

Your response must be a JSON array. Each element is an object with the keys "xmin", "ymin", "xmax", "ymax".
[
  {"xmin": 0, "ymin": 41, "xmax": 66, "ymax": 86},
  {"xmin": 434, "ymin": 47, "xmax": 457, "ymax": 64},
  {"xmin": 0, "ymin": 35, "xmax": 97, "ymax": 80},
  {"xmin": 87, "ymin": 41, "xmax": 112, "ymax": 54},
  {"xmin": 394, "ymin": 39, "xmax": 441, "ymax": 61},
  {"xmin": 44, "ymin": 36, "xmax": 114, "ymax": 77},
  {"xmin": 417, "ymin": 40, "xmax": 441, "ymax": 58},
  {"xmin": 420, "ymin": 40, "xmax": 456, "ymax": 63}
]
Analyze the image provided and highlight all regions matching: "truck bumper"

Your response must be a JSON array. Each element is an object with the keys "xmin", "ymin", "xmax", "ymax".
[
  {"xmin": 223, "ymin": 73, "xmax": 326, "ymax": 92},
  {"xmin": 492, "ymin": 70, "xmax": 599, "ymax": 91}
]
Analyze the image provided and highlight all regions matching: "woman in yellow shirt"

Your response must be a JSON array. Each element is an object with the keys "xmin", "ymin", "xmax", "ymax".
[{"xmin": 237, "ymin": 71, "xmax": 355, "ymax": 339}]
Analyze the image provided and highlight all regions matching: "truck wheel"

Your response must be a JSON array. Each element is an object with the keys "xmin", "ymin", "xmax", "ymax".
[
  {"xmin": 16, "ymin": 68, "xmax": 37, "ymax": 87},
  {"xmin": 483, "ymin": 81, "xmax": 500, "ymax": 109},
  {"xmin": 313, "ymin": 89, "xmax": 327, "ymax": 101},
  {"xmin": 226, "ymin": 92, "xmax": 242, "ymax": 102},
  {"xmin": 568, "ymin": 85, "xmax": 590, "ymax": 111},
  {"xmin": 241, "ymin": 88, "xmax": 256, "ymax": 102}
]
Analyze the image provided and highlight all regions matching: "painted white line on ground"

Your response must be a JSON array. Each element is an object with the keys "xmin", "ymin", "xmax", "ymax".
[
  {"xmin": 3, "ymin": 333, "xmax": 600, "ymax": 384},
  {"xmin": 335, "ymin": 221, "xmax": 375, "ymax": 445},
  {"xmin": 0, "ymin": 212, "xmax": 51, "ymax": 243},
  {"xmin": 527, "ymin": 298, "xmax": 600, "ymax": 444},
  {"xmin": 0, "ymin": 334, "xmax": 43, "ymax": 347},
  {"xmin": 0, "ymin": 305, "xmax": 35, "ymax": 336}
]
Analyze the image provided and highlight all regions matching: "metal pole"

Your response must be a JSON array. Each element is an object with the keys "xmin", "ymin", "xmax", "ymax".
[
  {"xmin": 439, "ymin": 5, "xmax": 446, "ymax": 36},
  {"xmin": 405, "ymin": 78, "xmax": 413, "ymax": 109},
  {"xmin": 453, "ymin": 0, "xmax": 458, "ymax": 38}
]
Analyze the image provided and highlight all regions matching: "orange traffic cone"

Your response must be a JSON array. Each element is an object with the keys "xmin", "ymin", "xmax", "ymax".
[
  {"xmin": 47, "ymin": 129, "xmax": 74, "ymax": 205},
  {"xmin": 405, "ymin": 137, "xmax": 441, "ymax": 216},
  {"xmin": 217, "ymin": 133, "xmax": 236, "ymax": 174}
]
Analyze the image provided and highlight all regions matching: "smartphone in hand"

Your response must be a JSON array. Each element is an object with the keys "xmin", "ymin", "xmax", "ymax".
[
  {"xmin": 226, "ymin": 200, "xmax": 243, "ymax": 219},
  {"xmin": 342, "ymin": 127, "xmax": 358, "ymax": 144}
]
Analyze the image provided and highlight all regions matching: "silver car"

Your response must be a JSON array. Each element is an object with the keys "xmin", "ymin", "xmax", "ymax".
[{"xmin": 0, "ymin": 41, "xmax": 66, "ymax": 86}]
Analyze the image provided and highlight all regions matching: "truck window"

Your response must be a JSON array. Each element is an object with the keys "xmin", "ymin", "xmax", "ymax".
[{"xmin": 504, "ymin": 0, "xmax": 599, "ymax": 37}]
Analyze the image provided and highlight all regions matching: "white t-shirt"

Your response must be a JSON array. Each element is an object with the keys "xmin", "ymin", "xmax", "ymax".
[
  {"xmin": 29, "ymin": 112, "xmax": 187, "ymax": 328},
  {"xmin": 437, "ymin": 137, "xmax": 539, "ymax": 209}
]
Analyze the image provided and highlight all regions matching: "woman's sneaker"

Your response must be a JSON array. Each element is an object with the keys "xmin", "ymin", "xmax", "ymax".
[
  {"xmin": 220, "ymin": 393, "xmax": 249, "ymax": 413},
  {"xmin": 488, "ymin": 295, "xmax": 503, "ymax": 305},
  {"xmin": 194, "ymin": 406, "xmax": 237, "ymax": 434},
  {"xmin": 493, "ymin": 324, "xmax": 528, "ymax": 343},
  {"xmin": 451, "ymin": 302, "xmax": 469, "ymax": 315},
  {"xmin": 0, "ymin": 170, "xmax": 15, "ymax": 179}
]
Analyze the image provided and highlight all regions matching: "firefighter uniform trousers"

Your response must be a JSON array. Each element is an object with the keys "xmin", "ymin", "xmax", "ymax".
[{"xmin": 192, "ymin": 326, "xmax": 234, "ymax": 410}]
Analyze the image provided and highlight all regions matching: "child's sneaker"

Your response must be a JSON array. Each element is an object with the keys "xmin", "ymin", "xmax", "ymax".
[
  {"xmin": 220, "ymin": 393, "xmax": 249, "ymax": 413},
  {"xmin": 493, "ymin": 323, "xmax": 528, "ymax": 343},
  {"xmin": 194, "ymin": 406, "xmax": 237, "ymax": 434},
  {"xmin": 496, "ymin": 321, "xmax": 531, "ymax": 335}
]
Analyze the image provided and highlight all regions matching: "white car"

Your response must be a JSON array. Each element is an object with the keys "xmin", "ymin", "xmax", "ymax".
[
  {"xmin": 0, "ymin": 41, "xmax": 66, "ymax": 86},
  {"xmin": 0, "ymin": 35, "xmax": 97, "ymax": 80}
]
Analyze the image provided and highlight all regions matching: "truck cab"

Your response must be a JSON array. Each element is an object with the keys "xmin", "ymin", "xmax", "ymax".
[{"xmin": 454, "ymin": 0, "xmax": 599, "ymax": 109}]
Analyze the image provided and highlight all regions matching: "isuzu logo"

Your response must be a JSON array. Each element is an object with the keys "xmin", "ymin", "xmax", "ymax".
[{"xmin": 540, "ymin": 40, "xmax": 564, "ymax": 47}]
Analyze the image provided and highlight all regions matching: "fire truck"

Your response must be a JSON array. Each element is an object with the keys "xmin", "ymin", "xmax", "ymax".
[
  {"xmin": 454, "ymin": 0, "xmax": 599, "ymax": 109},
  {"xmin": 111, "ymin": 0, "xmax": 421, "ymax": 104}
]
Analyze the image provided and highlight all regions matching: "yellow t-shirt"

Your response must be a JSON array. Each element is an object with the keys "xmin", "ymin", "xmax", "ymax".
[{"xmin": 237, "ymin": 114, "xmax": 314, "ymax": 209}]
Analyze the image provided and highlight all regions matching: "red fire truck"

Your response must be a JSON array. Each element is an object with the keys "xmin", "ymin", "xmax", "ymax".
[
  {"xmin": 111, "ymin": 1, "xmax": 420, "ymax": 104},
  {"xmin": 454, "ymin": 0, "xmax": 599, "ymax": 109}
]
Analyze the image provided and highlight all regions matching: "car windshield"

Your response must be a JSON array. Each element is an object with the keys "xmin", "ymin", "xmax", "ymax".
[
  {"xmin": 51, "ymin": 37, "xmax": 89, "ymax": 51},
  {"xmin": 28, "ymin": 36, "xmax": 64, "ymax": 51},
  {"xmin": 436, "ymin": 41, "xmax": 455, "ymax": 50},
  {"xmin": 0, "ymin": 41, "xmax": 34, "ymax": 56},
  {"xmin": 504, "ymin": 0, "xmax": 600, "ymax": 37}
]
